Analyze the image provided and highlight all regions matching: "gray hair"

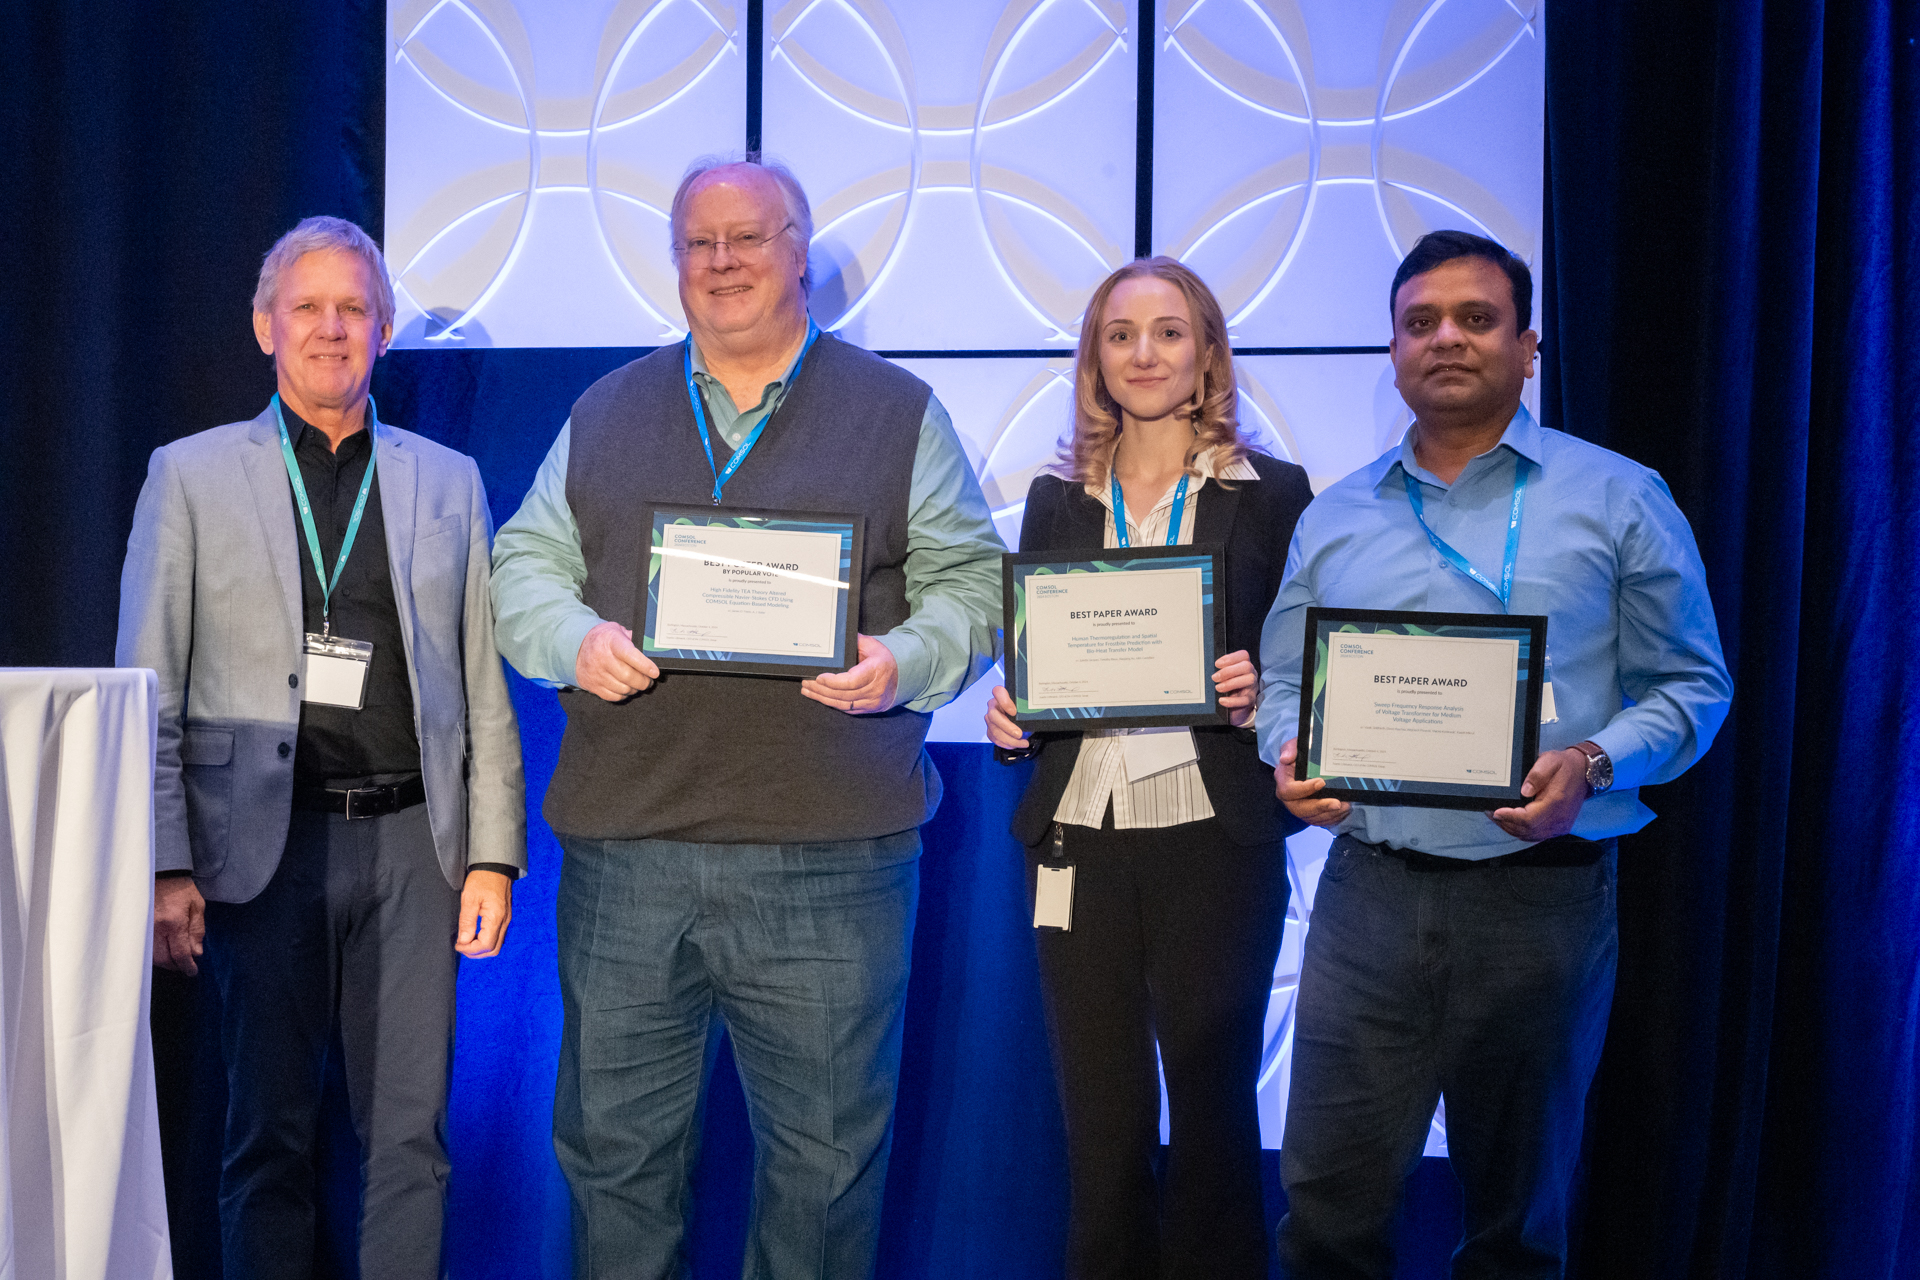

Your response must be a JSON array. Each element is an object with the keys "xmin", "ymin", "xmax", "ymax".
[
  {"xmin": 253, "ymin": 216, "xmax": 396, "ymax": 326},
  {"xmin": 669, "ymin": 154, "xmax": 814, "ymax": 293}
]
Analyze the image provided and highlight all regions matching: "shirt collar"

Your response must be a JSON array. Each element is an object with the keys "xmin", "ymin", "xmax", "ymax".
[
  {"xmin": 1210, "ymin": 451, "xmax": 1262, "ymax": 482},
  {"xmin": 1373, "ymin": 402, "xmax": 1542, "ymax": 493},
  {"xmin": 282, "ymin": 403, "xmax": 371, "ymax": 460},
  {"xmin": 1085, "ymin": 443, "xmax": 1261, "ymax": 509},
  {"xmin": 687, "ymin": 321, "xmax": 819, "ymax": 401}
]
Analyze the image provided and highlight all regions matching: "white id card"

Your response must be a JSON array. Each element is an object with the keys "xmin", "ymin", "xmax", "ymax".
[
  {"xmin": 1120, "ymin": 727, "xmax": 1198, "ymax": 784},
  {"xmin": 300, "ymin": 634, "xmax": 373, "ymax": 709},
  {"xmin": 1034, "ymin": 864, "xmax": 1075, "ymax": 931},
  {"xmin": 1540, "ymin": 682, "xmax": 1559, "ymax": 724}
]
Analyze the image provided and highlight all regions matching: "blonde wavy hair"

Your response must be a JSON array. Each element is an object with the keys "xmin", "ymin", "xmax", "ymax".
[{"xmin": 1059, "ymin": 256, "xmax": 1250, "ymax": 487}]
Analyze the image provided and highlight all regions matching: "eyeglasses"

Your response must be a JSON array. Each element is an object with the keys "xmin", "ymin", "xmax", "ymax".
[{"xmin": 675, "ymin": 222, "xmax": 796, "ymax": 266}]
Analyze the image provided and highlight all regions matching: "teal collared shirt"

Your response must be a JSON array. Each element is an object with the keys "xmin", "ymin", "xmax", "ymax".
[
  {"xmin": 688, "ymin": 333, "xmax": 800, "ymax": 453},
  {"xmin": 489, "ymin": 339, "xmax": 1006, "ymax": 714},
  {"xmin": 1258, "ymin": 405, "xmax": 1732, "ymax": 859}
]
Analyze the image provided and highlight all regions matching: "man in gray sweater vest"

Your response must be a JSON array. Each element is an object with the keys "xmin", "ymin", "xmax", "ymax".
[{"xmin": 491, "ymin": 158, "xmax": 1004, "ymax": 1278}]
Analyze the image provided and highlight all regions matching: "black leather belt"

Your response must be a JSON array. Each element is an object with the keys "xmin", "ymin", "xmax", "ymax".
[
  {"xmin": 292, "ymin": 775, "xmax": 426, "ymax": 819},
  {"xmin": 1350, "ymin": 832, "xmax": 1611, "ymax": 870}
]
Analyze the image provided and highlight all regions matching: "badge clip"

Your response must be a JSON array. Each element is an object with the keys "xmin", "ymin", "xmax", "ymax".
[{"xmin": 1034, "ymin": 822, "xmax": 1075, "ymax": 932}]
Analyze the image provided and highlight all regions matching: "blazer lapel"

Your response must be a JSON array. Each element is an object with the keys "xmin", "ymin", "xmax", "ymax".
[
  {"xmin": 242, "ymin": 408, "xmax": 304, "ymax": 639},
  {"xmin": 1192, "ymin": 475, "xmax": 1242, "ymax": 549},
  {"xmin": 1061, "ymin": 481, "xmax": 1108, "ymax": 549},
  {"xmin": 374, "ymin": 418, "xmax": 422, "ymax": 672},
  {"xmin": 1193, "ymin": 476, "xmax": 1243, "ymax": 635}
]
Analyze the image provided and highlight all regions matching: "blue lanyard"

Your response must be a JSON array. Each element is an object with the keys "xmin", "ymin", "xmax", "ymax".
[
  {"xmin": 685, "ymin": 321, "xmax": 821, "ymax": 506},
  {"xmin": 1402, "ymin": 457, "xmax": 1529, "ymax": 610},
  {"xmin": 1111, "ymin": 471, "xmax": 1191, "ymax": 548},
  {"xmin": 273, "ymin": 393, "xmax": 379, "ymax": 637}
]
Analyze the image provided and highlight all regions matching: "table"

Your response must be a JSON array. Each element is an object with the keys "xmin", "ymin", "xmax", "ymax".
[{"xmin": 0, "ymin": 669, "xmax": 171, "ymax": 1279}]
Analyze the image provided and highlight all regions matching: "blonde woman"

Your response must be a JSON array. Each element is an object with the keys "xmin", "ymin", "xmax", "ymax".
[{"xmin": 986, "ymin": 257, "xmax": 1314, "ymax": 1278}]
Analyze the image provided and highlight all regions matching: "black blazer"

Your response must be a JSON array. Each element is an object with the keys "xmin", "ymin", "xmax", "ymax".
[{"xmin": 1008, "ymin": 451, "xmax": 1316, "ymax": 847}]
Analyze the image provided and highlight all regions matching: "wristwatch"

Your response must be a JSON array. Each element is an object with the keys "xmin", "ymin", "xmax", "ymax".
[{"xmin": 1571, "ymin": 741, "xmax": 1613, "ymax": 796}]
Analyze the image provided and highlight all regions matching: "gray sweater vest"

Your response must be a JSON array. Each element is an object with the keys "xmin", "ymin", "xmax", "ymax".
[{"xmin": 547, "ymin": 333, "xmax": 941, "ymax": 843}]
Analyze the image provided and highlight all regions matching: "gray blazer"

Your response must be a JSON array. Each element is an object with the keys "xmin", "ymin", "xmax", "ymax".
[{"xmin": 116, "ymin": 404, "xmax": 527, "ymax": 902}]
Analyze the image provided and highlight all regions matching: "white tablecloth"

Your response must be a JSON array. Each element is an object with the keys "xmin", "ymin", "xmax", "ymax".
[{"xmin": 0, "ymin": 670, "xmax": 170, "ymax": 1279}]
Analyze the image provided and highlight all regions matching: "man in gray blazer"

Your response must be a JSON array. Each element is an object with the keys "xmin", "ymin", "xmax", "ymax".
[{"xmin": 116, "ymin": 216, "xmax": 526, "ymax": 1280}]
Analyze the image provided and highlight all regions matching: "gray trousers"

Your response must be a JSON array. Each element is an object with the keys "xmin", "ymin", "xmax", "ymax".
[{"xmin": 203, "ymin": 801, "xmax": 461, "ymax": 1280}]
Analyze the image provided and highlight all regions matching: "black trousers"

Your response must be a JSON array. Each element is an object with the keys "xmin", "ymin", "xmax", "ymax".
[
  {"xmin": 1029, "ymin": 815, "xmax": 1290, "ymax": 1280},
  {"xmin": 202, "ymin": 801, "xmax": 461, "ymax": 1280}
]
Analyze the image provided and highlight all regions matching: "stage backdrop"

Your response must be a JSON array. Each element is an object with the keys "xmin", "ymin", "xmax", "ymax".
[{"xmin": 381, "ymin": 0, "xmax": 1544, "ymax": 1159}]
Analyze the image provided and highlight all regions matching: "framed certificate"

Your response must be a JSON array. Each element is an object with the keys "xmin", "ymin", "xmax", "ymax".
[
  {"xmin": 638, "ymin": 504, "xmax": 863, "ymax": 677},
  {"xmin": 1004, "ymin": 545, "xmax": 1228, "ymax": 731},
  {"xmin": 1297, "ymin": 608, "xmax": 1547, "ymax": 810}
]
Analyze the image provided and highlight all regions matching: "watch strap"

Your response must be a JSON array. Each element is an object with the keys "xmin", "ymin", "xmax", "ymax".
[{"xmin": 1572, "ymin": 740, "xmax": 1611, "ymax": 794}]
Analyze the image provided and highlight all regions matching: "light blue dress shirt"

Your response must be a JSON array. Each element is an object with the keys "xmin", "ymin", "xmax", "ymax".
[
  {"xmin": 1257, "ymin": 406, "xmax": 1731, "ymax": 859},
  {"xmin": 490, "ymin": 340, "xmax": 1006, "ymax": 714}
]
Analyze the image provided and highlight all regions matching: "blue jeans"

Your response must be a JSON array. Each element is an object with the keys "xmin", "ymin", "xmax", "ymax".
[
  {"xmin": 553, "ymin": 829, "xmax": 921, "ymax": 1280},
  {"xmin": 1276, "ymin": 835, "xmax": 1618, "ymax": 1280}
]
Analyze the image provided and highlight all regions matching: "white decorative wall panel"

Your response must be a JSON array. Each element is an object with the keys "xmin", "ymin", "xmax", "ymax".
[
  {"xmin": 1155, "ymin": 0, "xmax": 1543, "ymax": 347},
  {"xmin": 763, "ymin": 1, "xmax": 1137, "ymax": 350},
  {"xmin": 387, "ymin": 0, "xmax": 746, "ymax": 348}
]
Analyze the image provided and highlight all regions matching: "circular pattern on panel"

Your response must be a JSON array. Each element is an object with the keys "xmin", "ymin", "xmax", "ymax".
[
  {"xmin": 1164, "ymin": 0, "xmax": 1540, "ymax": 330},
  {"xmin": 388, "ymin": 0, "xmax": 737, "ymax": 341},
  {"xmin": 772, "ymin": 0, "xmax": 1131, "ymax": 341}
]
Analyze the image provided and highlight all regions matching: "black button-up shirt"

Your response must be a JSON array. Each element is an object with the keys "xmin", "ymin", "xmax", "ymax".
[{"xmin": 283, "ymin": 406, "xmax": 422, "ymax": 785}]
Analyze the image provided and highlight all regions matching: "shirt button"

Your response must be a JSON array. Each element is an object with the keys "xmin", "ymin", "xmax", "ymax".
[
  {"xmin": 289, "ymin": 673, "xmax": 299, "ymax": 688},
  {"xmin": 277, "ymin": 742, "xmax": 292, "ymax": 759}
]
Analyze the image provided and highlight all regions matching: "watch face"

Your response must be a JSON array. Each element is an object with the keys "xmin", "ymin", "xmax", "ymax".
[{"xmin": 1590, "ymin": 753, "xmax": 1613, "ymax": 792}]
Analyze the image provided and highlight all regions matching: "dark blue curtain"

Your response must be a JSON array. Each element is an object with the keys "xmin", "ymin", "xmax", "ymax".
[
  {"xmin": 1543, "ymin": 3, "xmax": 1920, "ymax": 1276},
  {"xmin": 0, "ymin": 0, "xmax": 386, "ymax": 666}
]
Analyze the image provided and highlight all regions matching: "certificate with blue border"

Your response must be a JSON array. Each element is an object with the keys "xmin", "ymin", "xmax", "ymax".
[
  {"xmin": 1297, "ymin": 608, "xmax": 1547, "ymax": 810},
  {"xmin": 639, "ymin": 504, "xmax": 863, "ymax": 678},
  {"xmin": 1003, "ymin": 544, "xmax": 1228, "ymax": 731}
]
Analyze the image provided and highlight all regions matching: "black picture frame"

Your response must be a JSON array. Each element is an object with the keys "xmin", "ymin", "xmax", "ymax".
[
  {"xmin": 1003, "ymin": 543, "xmax": 1230, "ymax": 732},
  {"xmin": 637, "ymin": 503, "xmax": 864, "ymax": 678},
  {"xmin": 1296, "ymin": 607, "xmax": 1548, "ymax": 810}
]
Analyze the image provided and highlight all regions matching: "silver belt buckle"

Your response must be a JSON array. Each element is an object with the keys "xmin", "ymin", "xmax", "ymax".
[{"xmin": 342, "ymin": 786, "xmax": 376, "ymax": 820}]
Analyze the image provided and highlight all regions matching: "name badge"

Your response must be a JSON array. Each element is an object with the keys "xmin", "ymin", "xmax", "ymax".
[
  {"xmin": 1120, "ymin": 726, "xmax": 1198, "ymax": 784},
  {"xmin": 1034, "ymin": 823, "xmax": 1074, "ymax": 932},
  {"xmin": 301, "ymin": 634, "xmax": 373, "ymax": 709},
  {"xmin": 1035, "ymin": 865, "xmax": 1075, "ymax": 931}
]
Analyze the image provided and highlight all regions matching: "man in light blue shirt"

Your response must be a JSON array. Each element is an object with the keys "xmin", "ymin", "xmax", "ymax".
[
  {"xmin": 489, "ymin": 157, "xmax": 1003, "ymax": 1280},
  {"xmin": 1259, "ymin": 231, "xmax": 1730, "ymax": 1278}
]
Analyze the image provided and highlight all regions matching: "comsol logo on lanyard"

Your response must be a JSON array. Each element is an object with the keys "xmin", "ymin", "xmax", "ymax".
[
  {"xmin": 1402, "ymin": 461, "xmax": 1528, "ymax": 610},
  {"xmin": 272, "ymin": 393, "xmax": 378, "ymax": 637},
  {"xmin": 684, "ymin": 322, "xmax": 821, "ymax": 506},
  {"xmin": 1403, "ymin": 458, "xmax": 1560, "ymax": 722},
  {"xmin": 1111, "ymin": 471, "xmax": 1191, "ymax": 548},
  {"xmin": 273, "ymin": 393, "xmax": 381, "ymax": 710}
]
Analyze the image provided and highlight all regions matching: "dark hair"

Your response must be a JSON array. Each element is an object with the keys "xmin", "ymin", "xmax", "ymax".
[{"xmin": 1388, "ymin": 230, "xmax": 1531, "ymax": 333}]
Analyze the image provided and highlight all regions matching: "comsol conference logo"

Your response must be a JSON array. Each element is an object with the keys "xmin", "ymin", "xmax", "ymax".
[
  {"xmin": 1033, "ymin": 582, "xmax": 1070, "ymax": 597},
  {"xmin": 1336, "ymin": 642, "xmax": 1374, "ymax": 656},
  {"xmin": 667, "ymin": 532, "xmax": 707, "ymax": 547}
]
